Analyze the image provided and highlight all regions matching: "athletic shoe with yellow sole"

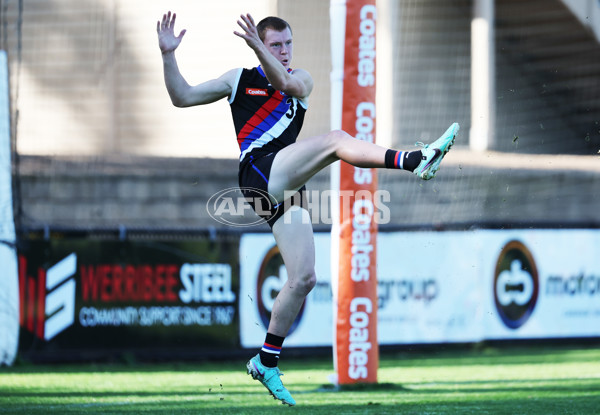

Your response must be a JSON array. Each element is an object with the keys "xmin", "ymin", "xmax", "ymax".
[
  {"xmin": 414, "ymin": 122, "xmax": 460, "ymax": 180},
  {"xmin": 246, "ymin": 354, "xmax": 296, "ymax": 406}
]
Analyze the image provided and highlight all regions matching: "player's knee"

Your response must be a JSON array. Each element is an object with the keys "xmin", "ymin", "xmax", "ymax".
[
  {"xmin": 325, "ymin": 130, "xmax": 352, "ymax": 154},
  {"xmin": 295, "ymin": 270, "xmax": 317, "ymax": 296},
  {"xmin": 327, "ymin": 129, "xmax": 351, "ymax": 143}
]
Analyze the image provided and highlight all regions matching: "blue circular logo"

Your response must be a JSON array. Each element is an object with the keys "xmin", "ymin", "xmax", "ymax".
[{"xmin": 494, "ymin": 240, "xmax": 539, "ymax": 329}]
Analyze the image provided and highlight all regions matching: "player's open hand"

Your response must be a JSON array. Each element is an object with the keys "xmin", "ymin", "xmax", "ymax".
[
  {"xmin": 157, "ymin": 11, "xmax": 186, "ymax": 54},
  {"xmin": 234, "ymin": 13, "xmax": 263, "ymax": 51}
]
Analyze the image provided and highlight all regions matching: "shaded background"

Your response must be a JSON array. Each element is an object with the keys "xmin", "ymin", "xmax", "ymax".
[{"xmin": 1, "ymin": 0, "xmax": 599, "ymax": 231}]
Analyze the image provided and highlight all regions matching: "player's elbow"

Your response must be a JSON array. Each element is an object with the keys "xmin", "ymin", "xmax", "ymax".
[
  {"xmin": 169, "ymin": 93, "xmax": 194, "ymax": 108},
  {"xmin": 279, "ymin": 84, "xmax": 307, "ymax": 100},
  {"xmin": 171, "ymin": 98, "xmax": 188, "ymax": 108},
  {"xmin": 278, "ymin": 78, "xmax": 312, "ymax": 100}
]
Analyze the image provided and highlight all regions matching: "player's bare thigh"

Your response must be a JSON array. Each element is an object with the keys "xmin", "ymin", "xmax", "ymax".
[{"xmin": 268, "ymin": 130, "xmax": 347, "ymax": 202}]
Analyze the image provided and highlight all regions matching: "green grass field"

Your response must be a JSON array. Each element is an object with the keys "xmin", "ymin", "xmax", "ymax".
[{"xmin": 1, "ymin": 345, "xmax": 599, "ymax": 414}]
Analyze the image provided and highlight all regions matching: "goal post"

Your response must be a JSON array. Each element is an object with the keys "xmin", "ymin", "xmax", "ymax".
[
  {"xmin": 0, "ymin": 50, "xmax": 19, "ymax": 366},
  {"xmin": 330, "ymin": 0, "xmax": 379, "ymax": 385}
]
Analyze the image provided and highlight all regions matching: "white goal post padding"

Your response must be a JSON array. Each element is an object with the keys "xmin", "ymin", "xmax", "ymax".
[{"xmin": 0, "ymin": 50, "xmax": 19, "ymax": 366}]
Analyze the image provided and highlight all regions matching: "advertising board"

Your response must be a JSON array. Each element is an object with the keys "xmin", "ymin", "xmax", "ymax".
[
  {"xmin": 240, "ymin": 229, "xmax": 600, "ymax": 348},
  {"xmin": 17, "ymin": 237, "xmax": 240, "ymax": 358}
]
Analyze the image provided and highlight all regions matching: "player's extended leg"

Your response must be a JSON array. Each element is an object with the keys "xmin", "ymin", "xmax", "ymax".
[
  {"xmin": 246, "ymin": 206, "xmax": 316, "ymax": 406},
  {"xmin": 269, "ymin": 206, "xmax": 317, "ymax": 336},
  {"xmin": 268, "ymin": 129, "xmax": 386, "ymax": 201},
  {"xmin": 268, "ymin": 123, "xmax": 459, "ymax": 202}
]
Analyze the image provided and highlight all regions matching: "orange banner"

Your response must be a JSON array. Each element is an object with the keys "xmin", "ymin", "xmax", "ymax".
[{"xmin": 336, "ymin": 0, "xmax": 378, "ymax": 384}]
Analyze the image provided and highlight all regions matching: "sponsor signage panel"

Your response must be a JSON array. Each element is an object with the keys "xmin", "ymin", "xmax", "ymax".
[
  {"xmin": 17, "ymin": 238, "xmax": 240, "ymax": 356},
  {"xmin": 240, "ymin": 229, "xmax": 600, "ymax": 348},
  {"xmin": 376, "ymin": 232, "xmax": 484, "ymax": 344},
  {"xmin": 16, "ymin": 228, "xmax": 600, "ymax": 358},
  {"xmin": 481, "ymin": 229, "xmax": 600, "ymax": 339},
  {"xmin": 239, "ymin": 233, "xmax": 333, "ymax": 348}
]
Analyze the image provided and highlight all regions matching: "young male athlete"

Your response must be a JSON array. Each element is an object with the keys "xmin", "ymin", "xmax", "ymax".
[{"xmin": 157, "ymin": 11, "xmax": 459, "ymax": 406}]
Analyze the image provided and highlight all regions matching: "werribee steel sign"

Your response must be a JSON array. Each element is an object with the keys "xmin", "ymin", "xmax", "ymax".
[{"xmin": 17, "ymin": 237, "xmax": 239, "ymax": 359}]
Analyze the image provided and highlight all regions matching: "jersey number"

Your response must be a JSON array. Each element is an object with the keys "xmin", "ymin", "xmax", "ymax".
[{"xmin": 285, "ymin": 98, "xmax": 296, "ymax": 119}]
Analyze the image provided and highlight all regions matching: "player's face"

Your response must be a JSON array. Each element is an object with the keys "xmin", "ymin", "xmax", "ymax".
[{"xmin": 262, "ymin": 28, "xmax": 293, "ymax": 69}]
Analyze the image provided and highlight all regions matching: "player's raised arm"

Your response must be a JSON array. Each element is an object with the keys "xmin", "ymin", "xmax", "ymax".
[
  {"xmin": 234, "ymin": 13, "xmax": 313, "ymax": 100},
  {"xmin": 157, "ymin": 11, "xmax": 235, "ymax": 107}
]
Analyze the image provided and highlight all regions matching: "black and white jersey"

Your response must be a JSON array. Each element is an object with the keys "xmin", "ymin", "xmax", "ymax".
[{"xmin": 229, "ymin": 66, "xmax": 307, "ymax": 164}]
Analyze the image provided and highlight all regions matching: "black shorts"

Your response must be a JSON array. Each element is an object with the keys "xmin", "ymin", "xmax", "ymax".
[{"xmin": 238, "ymin": 153, "xmax": 307, "ymax": 228}]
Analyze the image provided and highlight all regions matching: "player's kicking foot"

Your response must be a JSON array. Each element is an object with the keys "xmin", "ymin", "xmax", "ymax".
[
  {"xmin": 414, "ymin": 122, "xmax": 460, "ymax": 180},
  {"xmin": 246, "ymin": 354, "xmax": 296, "ymax": 406}
]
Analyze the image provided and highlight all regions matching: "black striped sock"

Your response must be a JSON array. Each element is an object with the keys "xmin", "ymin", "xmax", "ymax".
[
  {"xmin": 259, "ymin": 333, "xmax": 285, "ymax": 368},
  {"xmin": 384, "ymin": 149, "xmax": 422, "ymax": 172}
]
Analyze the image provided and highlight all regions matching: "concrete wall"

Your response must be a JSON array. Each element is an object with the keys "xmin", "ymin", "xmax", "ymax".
[{"xmin": 17, "ymin": 152, "xmax": 600, "ymax": 231}]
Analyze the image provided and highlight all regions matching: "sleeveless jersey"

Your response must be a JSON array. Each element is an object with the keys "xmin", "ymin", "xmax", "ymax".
[{"xmin": 228, "ymin": 66, "xmax": 307, "ymax": 165}]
